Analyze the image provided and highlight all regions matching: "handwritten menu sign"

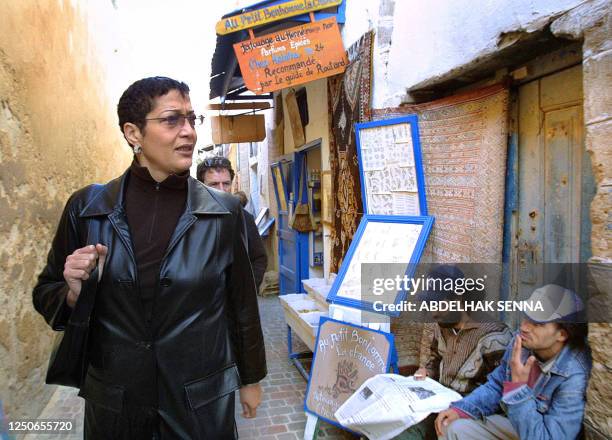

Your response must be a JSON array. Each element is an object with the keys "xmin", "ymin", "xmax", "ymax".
[
  {"xmin": 233, "ymin": 17, "xmax": 348, "ymax": 94},
  {"xmin": 216, "ymin": 0, "xmax": 343, "ymax": 35},
  {"xmin": 305, "ymin": 318, "xmax": 393, "ymax": 425}
]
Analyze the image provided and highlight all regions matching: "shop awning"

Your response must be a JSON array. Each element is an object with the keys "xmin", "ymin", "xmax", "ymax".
[{"xmin": 209, "ymin": 0, "xmax": 346, "ymax": 101}]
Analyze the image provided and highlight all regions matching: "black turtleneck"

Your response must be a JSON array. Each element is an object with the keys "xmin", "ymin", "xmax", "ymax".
[{"xmin": 125, "ymin": 160, "xmax": 188, "ymax": 323}]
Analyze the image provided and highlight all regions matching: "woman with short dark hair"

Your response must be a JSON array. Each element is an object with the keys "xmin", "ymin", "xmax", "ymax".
[{"xmin": 33, "ymin": 76, "xmax": 266, "ymax": 439}]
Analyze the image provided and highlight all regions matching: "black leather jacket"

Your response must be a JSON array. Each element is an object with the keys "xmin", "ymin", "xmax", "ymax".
[{"xmin": 33, "ymin": 169, "xmax": 267, "ymax": 439}]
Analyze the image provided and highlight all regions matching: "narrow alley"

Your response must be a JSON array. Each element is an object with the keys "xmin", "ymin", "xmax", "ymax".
[{"xmin": 1, "ymin": 1, "xmax": 610, "ymax": 440}]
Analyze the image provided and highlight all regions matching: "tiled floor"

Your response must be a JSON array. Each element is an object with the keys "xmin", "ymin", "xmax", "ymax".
[{"xmin": 25, "ymin": 296, "xmax": 355, "ymax": 439}]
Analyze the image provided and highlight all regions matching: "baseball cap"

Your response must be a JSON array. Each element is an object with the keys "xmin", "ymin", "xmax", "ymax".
[{"xmin": 523, "ymin": 284, "xmax": 585, "ymax": 323}]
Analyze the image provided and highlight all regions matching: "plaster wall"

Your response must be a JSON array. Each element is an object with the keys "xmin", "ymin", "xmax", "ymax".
[
  {"xmin": 281, "ymin": 79, "xmax": 329, "ymax": 156},
  {"xmin": 0, "ymin": 0, "xmax": 131, "ymax": 419},
  {"xmin": 343, "ymin": 0, "xmax": 586, "ymax": 107}
]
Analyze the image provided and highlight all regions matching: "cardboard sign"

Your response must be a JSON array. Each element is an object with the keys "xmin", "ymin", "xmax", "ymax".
[
  {"xmin": 216, "ymin": 0, "xmax": 343, "ymax": 35},
  {"xmin": 234, "ymin": 17, "xmax": 348, "ymax": 94},
  {"xmin": 211, "ymin": 115, "xmax": 266, "ymax": 144},
  {"xmin": 304, "ymin": 317, "xmax": 393, "ymax": 426}
]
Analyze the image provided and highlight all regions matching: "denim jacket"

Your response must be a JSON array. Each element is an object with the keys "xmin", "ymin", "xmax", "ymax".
[{"xmin": 451, "ymin": 335, "xmax": 591, "ymax": 440}]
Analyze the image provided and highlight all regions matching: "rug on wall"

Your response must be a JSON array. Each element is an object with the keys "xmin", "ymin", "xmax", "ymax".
[
  {"xmin": 373, "ymin": 83, "xmax": 509, "ymax": 264},
  {"xmin": 327, "ymin": 31, "xmax": 373, "ymax": 273},
  {"xmin": 374, "ymin": 84, "xmax": 510, "ymax": 368}
]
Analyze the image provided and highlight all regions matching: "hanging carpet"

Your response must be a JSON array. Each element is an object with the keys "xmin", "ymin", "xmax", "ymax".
[
  {"xmin": 372, "ymin": 83, "xmax": 509, "ymax": 264},
  {"xmin": 327, "ymin": 31, "xmax": 374, "ymax": 273},
  {"xmin": 373, "ymin": 84, "xmax": 510, "ymax": 369}
]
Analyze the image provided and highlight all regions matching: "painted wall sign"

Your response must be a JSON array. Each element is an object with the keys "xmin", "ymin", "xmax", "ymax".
[
  {"xmin": 233, "ymin": 17, "xmax": 348, "ymax": 94},
  {"xmin": 304, "ymin": 317, "xmax": 393, "ymax": 428},
  {"xmin": 216, "ymin": 0, "xmax": 343, "ymax": 35}
]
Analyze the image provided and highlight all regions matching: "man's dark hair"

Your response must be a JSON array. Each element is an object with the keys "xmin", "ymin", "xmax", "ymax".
[
  {"xmin": 117, "ymin": 76, "xmax": 190, "ymax": 145},
  {"xmin": 557, "ymin": 322, "xmax": 589, "ymax": 350},
  {"xmin": 423, "ymin": 265, "xmax": 467, "ymax": 302},
  {"xmin": 235, "ymin": 191, "xmax": 248, "ymax": 207},
  {"xmin": 196, "ymin": 156, "xmax": 235, "ymax": 182}
]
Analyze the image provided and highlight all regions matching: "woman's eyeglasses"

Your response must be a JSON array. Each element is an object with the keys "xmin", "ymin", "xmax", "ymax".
[{"xmin": 145, "ymin": 114, "xmax": 205, "ymax": 129}]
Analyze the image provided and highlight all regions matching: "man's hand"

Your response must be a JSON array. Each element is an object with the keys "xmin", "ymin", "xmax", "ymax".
[
  {"xmin": 64, "ymin": 244, "xmax": 107, "ymax": 308},
  {"xmin": 510, "ymin": 336, "xmax": 536, "ymax": 383},
  {"xmin": 435, "ymin": 409, "xmax": 460, "ymax": 436},
  {"xmin": 239, "ymin": 383, "xmax": 262, "ymax": 418},
  {"xmin": 413, "ymin": 367, "xmax": 428, "ymax": 381}
]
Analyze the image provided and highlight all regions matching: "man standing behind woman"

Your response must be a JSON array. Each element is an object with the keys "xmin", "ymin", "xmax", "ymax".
[
  {"xmin": 33, "ymin": 76, "xmax": 266, "ymax": 439},
  {"xmin": 197, "ymin": 157, "xmax": 268, "ymax": 292}
]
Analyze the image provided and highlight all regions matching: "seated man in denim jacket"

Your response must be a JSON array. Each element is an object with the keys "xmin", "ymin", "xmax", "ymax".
[{"xmin": 436, "ymin": 284, "xmax": 592, "ymax": 440}]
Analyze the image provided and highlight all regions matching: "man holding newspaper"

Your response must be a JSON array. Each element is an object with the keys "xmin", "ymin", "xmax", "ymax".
[{"xmin": 396, "ymin": 265, "xmax": 512, "ymax": 439}]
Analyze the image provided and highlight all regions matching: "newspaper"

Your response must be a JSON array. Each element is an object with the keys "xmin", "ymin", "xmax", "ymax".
[{"xmin": 334, "ymin": 374, "xmax": 462, "ymax": 440}]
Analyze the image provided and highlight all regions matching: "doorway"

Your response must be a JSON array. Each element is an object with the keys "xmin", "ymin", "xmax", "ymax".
[
  {"xmin": 271, "ymin": 155, "xmax": 300, "ymax": 295},
  {"xmin": 512, "ymin": 64, "xmax": 596, "ymax": 302}
]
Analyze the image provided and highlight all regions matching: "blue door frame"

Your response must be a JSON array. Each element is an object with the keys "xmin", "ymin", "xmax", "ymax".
[
  {"xmin": 292, "ymin": 151, "xmax": 311, "ymax": 293},
  {"xmin": 270, "ymin": 144, "xmax": 320, "ymax": 295},
  {"xmin": 271, "ymin": 157, "xmax": 299, "ymax": 294}
]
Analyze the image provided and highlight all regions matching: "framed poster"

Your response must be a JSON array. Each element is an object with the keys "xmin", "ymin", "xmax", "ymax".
[
  {"xmin": 321, "ymin": 170, "xmax": 333, "ymax": 226},
  {"xmin": 326, "ymin": 215, "xmax": 434, "ymax": 315},
  {"xmin": 355, "ymin": 115, "xmax": 427, "ymax": 216},
  {"xmin": 304, "ymin": 317, "xmax": 394, "ymax": 430}
]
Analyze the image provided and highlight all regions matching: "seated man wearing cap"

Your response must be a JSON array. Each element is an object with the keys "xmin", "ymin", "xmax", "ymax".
[
  {"xmin": 397, "ymin": 265, "xmax": 512, "ymax": 440},
  {"xmin": 436, "ymin": 284, "xmax": 591, "ymax": 440}
]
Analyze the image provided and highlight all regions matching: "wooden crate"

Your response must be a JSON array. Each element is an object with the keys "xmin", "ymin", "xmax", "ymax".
[
  {"xmin": 302, "ymin": 278, "xmax": 331, "ymax": 312},
  {"xmin": 279, "ymin": 294, "xmax": 326, "ymax": 352}
]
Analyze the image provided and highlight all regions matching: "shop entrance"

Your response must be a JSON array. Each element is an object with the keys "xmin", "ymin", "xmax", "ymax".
[
  {"xmin": 271, "ymin": 155, "xmax": 302, "ymax": 295},
  {"xmin": 513, "ymin": 64, "xmax": 596, "ymax": 301}
]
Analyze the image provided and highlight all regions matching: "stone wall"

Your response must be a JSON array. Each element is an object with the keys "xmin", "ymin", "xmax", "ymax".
[
  {"xmin": 552, "ymin": 1, "xmax": 612, "ymax": 437},
  {"xmin": 0, "ymin": 1, "xmax": 131, "ymax": 419},
  {"xmin": 582, "ymin": 7, "xmax": 612, "ymax": 440}
]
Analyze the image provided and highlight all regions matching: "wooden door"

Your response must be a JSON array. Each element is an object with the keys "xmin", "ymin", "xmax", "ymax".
[
  {"xmin": 514, "ymin": 65, "xmax": 595, "ymax": 300},
  {"xmin": 271, "ymin": 157, "xmax": 299, "ymax": 295}
]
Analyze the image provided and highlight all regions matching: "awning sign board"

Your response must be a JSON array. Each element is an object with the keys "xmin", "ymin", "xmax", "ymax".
[
  {"xmin": 216, "ymin": 0, "xmax": 343, "ymax": 35},
  {"xmin": 233, "ymin": 17, "xmax": 348, "ymax": 94}
]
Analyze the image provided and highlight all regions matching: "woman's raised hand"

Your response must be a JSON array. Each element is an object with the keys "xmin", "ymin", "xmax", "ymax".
[{"xmin": 64, "ymin": 244, "xmax": 107, "ymax": 308}]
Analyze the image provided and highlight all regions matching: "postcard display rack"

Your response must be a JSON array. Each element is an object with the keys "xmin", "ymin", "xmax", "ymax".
[{"xmin": 303, "ymin": 115, "xmax": 435, "ymax": 437}]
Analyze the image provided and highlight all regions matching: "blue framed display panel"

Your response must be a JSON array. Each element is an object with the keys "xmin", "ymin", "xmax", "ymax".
[
  {"xmin": 326, "ymin": 215, "xmax": 434, "ymax": 316},
  {"xmin": 355, "ymin": 115, "xmax": 428, "ymax": 216},
  {"xmin": 303, "ymin": 316, "xmax": 395, "ymax": 432}
]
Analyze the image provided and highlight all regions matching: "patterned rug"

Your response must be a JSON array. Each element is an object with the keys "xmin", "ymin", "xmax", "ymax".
[
  {"xmin": 327, "ymin": 31, "xmax": 373, "ymax": 273},
  {"xmin": 373, "ymin": 84, "xmax": 509, "ymax": 264},
  {"xmin": 374, "ymin": 84, "xmax": 510, "ymax": 368}
]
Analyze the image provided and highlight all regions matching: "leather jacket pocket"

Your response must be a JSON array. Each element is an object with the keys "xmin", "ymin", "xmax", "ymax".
[
  {"xmin": 185, "ymin": 364, "xmax": 241, "ymax": 411},
  {"xmin": 78, "ymin": 370, "xmax": 124, "ymax": 413}
]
